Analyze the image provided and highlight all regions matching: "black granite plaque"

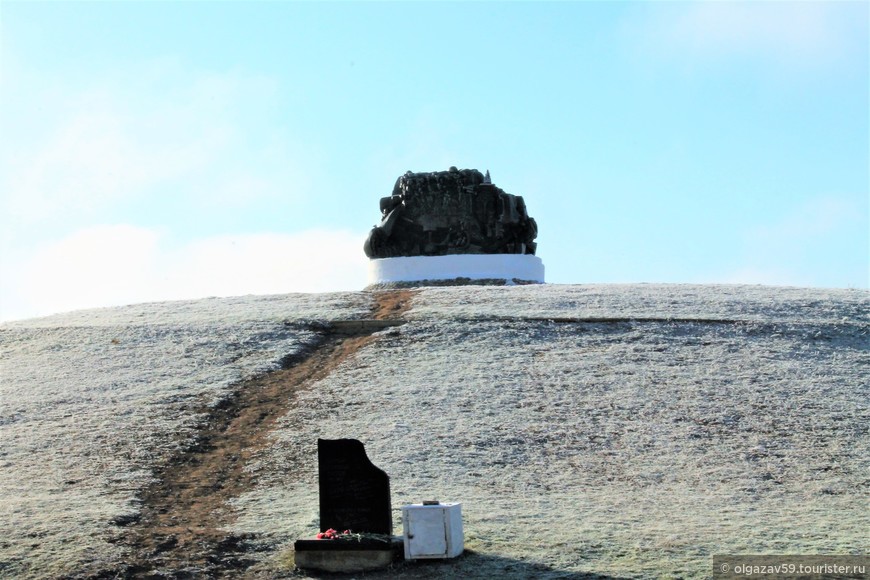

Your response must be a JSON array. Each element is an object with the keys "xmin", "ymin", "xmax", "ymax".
[{"xmin": 318, "ymin": 438, "xmax": 392, "ymax": 535}]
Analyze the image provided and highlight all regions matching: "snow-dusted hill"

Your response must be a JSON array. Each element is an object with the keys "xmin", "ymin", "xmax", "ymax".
[{"xmin": 1, "ymin": 284, "xmax": 867, "ymax": 579}]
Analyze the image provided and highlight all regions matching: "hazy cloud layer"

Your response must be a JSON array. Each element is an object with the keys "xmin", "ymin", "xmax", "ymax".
[
  {"xmin": 1, "ymin": 3, "xmax": 865, "ymax": 321},
  {"xmin": 624, "ymin": 2, "xmax": 865, "ymax": 72},
  {"xmin": 0, "ymin": 62, "xmax": 337, "ymax": 321},
  {"xmin": 1, "ymin": 63, "xmax": 316, "ymax": 236},
  {"xmin": 2, "ymin": 225, "xmax": 367, "ymax": 321}
]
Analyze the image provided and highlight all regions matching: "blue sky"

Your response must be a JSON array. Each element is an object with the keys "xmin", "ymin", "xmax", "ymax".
[{"xmin": 1, "ymin": 1, "xmax": 867, "ymax": 321}]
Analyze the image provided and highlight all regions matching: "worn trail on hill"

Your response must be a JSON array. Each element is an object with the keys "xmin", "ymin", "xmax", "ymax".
[{"xmin": 114, "ymin": 290, "xmax": 416, "ymax": 578}]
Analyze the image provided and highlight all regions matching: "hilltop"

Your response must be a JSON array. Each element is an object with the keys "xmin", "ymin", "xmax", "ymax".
[{"xmin": 1, "ymin": 284, "xmax": 867, "ymax": 578}]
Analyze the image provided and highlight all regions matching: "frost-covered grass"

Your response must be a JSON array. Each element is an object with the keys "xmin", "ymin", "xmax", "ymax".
[
  {"xmin": 1, "ymin": 290, "xmax": 373, "ymax": 329},
  {"xmin": 0, "ymin": 292, "xmax": 370, "ymax": 578},
  {"xmin": 408, "ymin": 283, "xmax": 868, "ymax": 324},
  {"xmin": 1, "ymin": 284, "xmax": 867, "ymax": 579},
  {"xmin": 234, "ymin": 285, "xmax": 869, "ymax": 578}
]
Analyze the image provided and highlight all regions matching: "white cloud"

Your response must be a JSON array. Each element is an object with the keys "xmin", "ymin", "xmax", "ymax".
[
  {"xmin": 2, "ymin": 109, "xmax": 220, "ymax": 230},
  {"xmin": 1, "ymin": 226, "xmax": 369, "ymax": 322},
  {"xmin": 166, "ymin": 230, "xmax": 369, "ymax": 299},
  {"xmin": 0, "ymin": 63, "xmax": 316, "ymax": 241},
  {"xmin": 0, "ymin": 61, "xmax": 334, "ymax": 322},
  {"xmin": 625, "ymin": 2, "xmax": 863, "ymax": 70},
  {"xmin": 2, "ymin": 225, "xmax": 162, "ymax": 321}
]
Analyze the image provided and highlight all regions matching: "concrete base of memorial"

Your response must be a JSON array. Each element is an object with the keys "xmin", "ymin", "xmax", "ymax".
[
  {"xmin": 293, "ymin": 538, "xmax": 404, "ymax": 573},
  {"xmin": 367, "ymin": 254, "xmax": 545, "ymax": 286}
]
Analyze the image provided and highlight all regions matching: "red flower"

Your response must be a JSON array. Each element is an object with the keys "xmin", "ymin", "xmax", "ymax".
[{"xmin": 315, "ymin": 528, "xmax": 352, "ymax": 540}]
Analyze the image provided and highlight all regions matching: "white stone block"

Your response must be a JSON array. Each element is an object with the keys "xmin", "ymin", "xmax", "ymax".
[{"xmin": 401, "ymin": 503, "xmax": 464, "ymax": 559}]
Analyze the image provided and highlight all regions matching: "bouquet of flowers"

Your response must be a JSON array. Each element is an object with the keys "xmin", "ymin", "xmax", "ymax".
[
  {"xmin": 314, "ymin": 528, "xmax": 393, "ymax": 544},
  {"xmin": 315, "ymin": 528, "xmax": 351, "ymax": 540}
]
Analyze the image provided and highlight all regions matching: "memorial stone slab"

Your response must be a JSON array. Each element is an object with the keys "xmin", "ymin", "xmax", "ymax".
[{"xmin": 317, "ymin": 438, "xmax": 392, "ymax": 535}]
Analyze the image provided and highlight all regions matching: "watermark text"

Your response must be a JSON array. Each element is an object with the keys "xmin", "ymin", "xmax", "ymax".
[{"xmin": 713, "ymin": 555, "xmax": 868, "ymax": 578}]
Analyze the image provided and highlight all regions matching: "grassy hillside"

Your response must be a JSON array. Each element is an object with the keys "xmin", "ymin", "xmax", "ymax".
[{"xmin": 1, "ymin": 284, "xmax": 867, "ymax": 579}]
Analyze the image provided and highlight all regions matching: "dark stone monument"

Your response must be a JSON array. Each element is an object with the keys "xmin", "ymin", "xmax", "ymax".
[
  {"xmin": 293, "ymin": 439, "xmax": 401, "ymax": 573},
  {"xmin": 317, "ymin": 438, "xmax": 392, "ymax": 535},
  {"xmin": 364, "ymin": 167, "xmax": 538, "ymax": 259}
]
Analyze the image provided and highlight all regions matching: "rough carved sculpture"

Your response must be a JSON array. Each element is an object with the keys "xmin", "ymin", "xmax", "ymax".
[{"xmin": 364, "ymin": 167, "xmax": 538, "ymax": 259}]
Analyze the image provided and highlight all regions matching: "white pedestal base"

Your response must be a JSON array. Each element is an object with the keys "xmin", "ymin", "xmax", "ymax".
[{"xmin": 368, "ymin": 254, "xmax": 544, "ymax": 285}]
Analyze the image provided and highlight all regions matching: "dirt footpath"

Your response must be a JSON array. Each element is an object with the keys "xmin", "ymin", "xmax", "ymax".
[{"xmin": 115, "ymin": 290, "xmax": 416, "ymax": 578}]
